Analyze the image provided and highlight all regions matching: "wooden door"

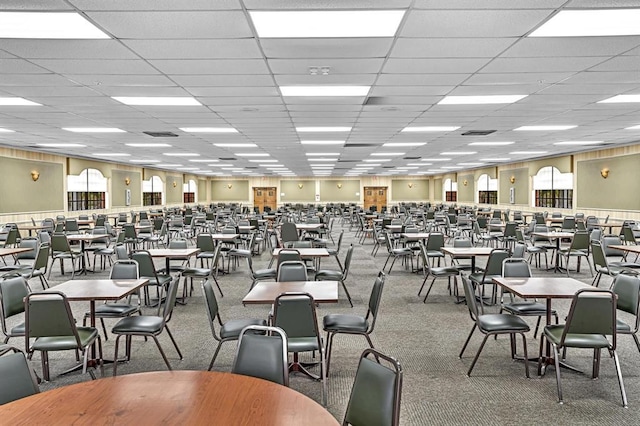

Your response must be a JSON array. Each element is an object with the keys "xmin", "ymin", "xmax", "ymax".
[
  {"xmin": 363, "ymin": 187, "xmax": 387, "ymax": 212},
  {"xmin": 253, "ymin": 187, "xmax": 277, "ymax": 213}
]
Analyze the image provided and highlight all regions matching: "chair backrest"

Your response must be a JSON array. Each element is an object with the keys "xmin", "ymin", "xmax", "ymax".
[
  {"xmin": 168, "ymin": 239, "xmax": 188, "ymax": 250},
  {"xmin": 334, "ymin": 229, "xmax": 344, "ymax": 254},
  {"xmin": 277, "ymin": 261, "xmax": 308, "ymax": 282},
  {"xmin": 0, "ymin": 351, "xmax": 40, "ymax": 405},
  {"xmin": 569, "ymin": 231, "xmax": 590, "ymax": 251},
  {"xmin": 512, "ymin": 242, "xmax": 526, "ymax": 259},
  {"xmin": 15, "ymin": 238, "xmax": 38, "ymax": 260},
  {"xmin": 343, "ymin": 348, "xmax": 403, "ymax": 426},
  {"xmin": 591, "ymin": 240, "xmax": 609, "ymax": 270},
  {"xmin": 612, "ymin": 273, "xmax": 640, "ymax": 320},
  {"xmin": 276, "ymin": 249, "xmax": 301, "ymax": 271},
  {"xmin": 342, "ymin": 244, "xmax": 354, "ymax": 278},
  {"xmin": 109, "ymin": 260, "xmax": 139, "ymax": 280},
  {"xmin": 196, "ymin": 233, "xmax": 215, "ymax": 252},
  {"xmin": 484, "ymin": 249, "xmax": 511, "ymax": 276},
  {"xmin": 426, "ymin": 232, "xmax": 445, "ymax": 251},
  {"xmin": 32, "ymin": 242, "xmax": 50, "ymax": 273},
  {"xmin": 590, "ymin": 228, "xmax": 602, "ymax": 243},
  {"xmin": 25, "ymin": 291, "xmax": 82, "ymax": 346},
  {"xmin": 281, "ymin": 222, "xmax": 298, "ymax": 244},
  {"xmin": 366, "ymin": 272, "xmax": 386, "ymax": 333},
  {"xmin": 0, "ymin": 275, "xmax": 29, "ymax": 334},
  {"xmin": 159, "ymin": 277, "xmax": 179, "ymax": 320},
  {"xmin": 502, "ymin": 258, "xmax": 532, "ymax": 278},
  {"xmin": 201, "ymin": 279, "xmax": 222, "ymax": 340},
  {"xmin": 131, "ymin": 250, "xmax": 160, "ymax": 280},
  {"xmin": 461, "ymin": 275, "xmax": 481, "ymax": 323},
  {"xmin": 51, "ymin": 233, "xmax": 71, "ymax": 253},
  {"xmin": 561, "ymin": 289, "xmax": 616, "ymax": 349},
  {"xmin": 232, "ymin": 325, "xmax": 289, "ymax": 386},
  {"xmin": 64, "ymin": 219, "xmax": 79, "ymax": 233},
  {"xmin": 273, "ymin": 292, "xmax": 320, "ymax": 343},
  {"xmin": 115, "ymin": 244, "xmax": 129, "ymax": 260}
]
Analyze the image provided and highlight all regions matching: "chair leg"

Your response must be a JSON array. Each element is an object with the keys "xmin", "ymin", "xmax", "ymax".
[
  {"xmin": 113, "ymin": 335, "xmax": 123, "ymax": 376},
  {"xmin": 459, "ymin": 324, "xmax": 477, "ymax": 359},
  {"xmin": 520, "ymin": 332, "xmax": 530, "ymax": 378},
  {"xmin": 151, "ymin": 335, "xmax": 173, "ymax": 370},
  {"xmin": 164, "ymin": 325, "xmax": 183, "ymax": 359},
  {"xmin": 612, "ymin": 349, "xmax": 628, "ymax": 407},
  {"xmin": 324, "ymin": 332, "xmax": 335, "ymax": 376},
  {"xmin": 208, "ymin": 341, "xmax": 224, "ymax": 371},
  {"xmin": 467, "ymin": 334, "xmax": 490, "ymax": 376},
  {"xmin": 423, "ymin": 277, "xmax": 437, "ymax": 303},
  {"xmin": 418, "ymin": 273, "xmax": 430, "ymax": 296},
  {"xmin": 552, "ymin": 343, "xmax": 564, "ymax": 404},
  {"xmin": 339, "ymin": 279, "xmax": 353, "ymax": 308}
]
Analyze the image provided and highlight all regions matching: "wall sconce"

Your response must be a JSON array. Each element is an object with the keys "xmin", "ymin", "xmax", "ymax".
[
  {"xmin": 125, "ymin": 177, "xmax": 131, "ymax": 186},
  {"xmin": 172, "ymin": 181, "xmax": 177, "ymax": 188},
  {"xmin": 336, "ymin": 183, "xmax": 343, "ymax": 189},
  {"xmin": 30, "ymin": 170, "xmax": 40, "ymax": 182},
  {"xmin": 509, "ymin": 175, "xmax": 516, "ymax": 184},
  {"xmin": 227, "ymin": 183, "xmax": 233, "ymax": 189},
  {"xmin": 462, "ymin": 179, "xmax": 468, "ymax": 186},
  {"xmin": 600, "ymin": 168, "xmax": 609, "ymax": 179},
  {"xmin": 298, "ymin": 183, "xmax": 304, "ymax": 189},
  {"xmin": 407, "ymin": 182, "xmax": 414, "ymax": 188}
]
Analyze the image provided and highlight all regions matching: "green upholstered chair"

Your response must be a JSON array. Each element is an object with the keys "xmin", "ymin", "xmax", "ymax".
[
  {"xmin": 131, "ymin": 250, "xmax": 172, "ymax": 307},
  {"xmin": 202, "ymin": 280, "xmax": 266, "ymax": 371},
  {"xmin": 182, "ymin": 244, "xmax": 223, "ymax": 299},
  {"xmin": 315, "ymin": 244, "xmax": 354, "ymax": 307},
  {"xmin": 382, "ymin": 232, "xmax": 413, "ymax": 275},
  {"xmin": 323, "ymin": 271, "xmax": 385, "ymax": 375},
  {"xmin": 25, "ymin": 291, "xmax": 103, "ymax": 381},
  {"xmin": 418, "ymin": 242, "xmax": 459, "ymax": 303},
  {"xmin": 591, "ymin": 241, "xmax": 626, "ymax": 287},
  {"xmin": 112, "ymin": 277, "xmax": 182, "ymax": 376},
  {"xmin": 232, "ymin": 325, "xmax": 288, "ymax": 386},
  {"xmin": 195, "ymin": 233, "xmax": 216, "ymax": 267},
  {"xmin": 273, "ymin": 292, "xmax": 327, "ymax": 406},
  {"xmin": 499, "ymin": 258, "xmax": 558, "ymax": 338},
  {"xmin": 469, "ymin": 248, "xmax": 511, "ymax": 305},
  {"xmin": 0, "ymin": 350, "xmax": 40, "ymax": 405},
  {"xmin": 342, "ymin": 348, "xmax": 403, "ymax": 426},
  {"xmin": 232, "ymin": 248, "xmax": 276, "ymax": 291},
  {"xmin": 0, "ymin": 237, "xmax": 38, "ymax": 271},
  {"xmin": 276, "ymin": 261, "xmax": 308, "ymax": 282},
  {"xmin": 612, "ymin": 273, "xmax": 640, "ymax": 354},
  {"xmin": 538, "ymin": 288, "xmax": 627, "ymax": 406},
  {"xmin": 0, "ymin": 274, "xmax": 29, "ymax": 345},
  {"xmin": 559, "ymin": 231, "xmax": 593, "ymax": 277},
  {"xmin": 48, "ymin": 233, "xmax": 82, "ymax": 279},
  {"xmin": 83, "ymin": 260, "xmax": 142, "ymax": 341},
  {"xmin": 459, "ymin": 276, "xmax": 530, "ymax": 378}
]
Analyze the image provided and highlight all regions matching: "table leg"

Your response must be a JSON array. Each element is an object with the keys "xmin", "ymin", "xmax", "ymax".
[{"xmin": 538, "ymin": 298, "xmax": 582, "ymax": 376}]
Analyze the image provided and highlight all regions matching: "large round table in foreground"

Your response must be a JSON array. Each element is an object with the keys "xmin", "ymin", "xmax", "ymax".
[{"xmin": 0, "ymin": 370, "xmax": 339, "ymax": 425}]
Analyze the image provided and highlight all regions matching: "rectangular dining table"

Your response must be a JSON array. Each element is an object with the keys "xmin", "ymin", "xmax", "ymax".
[
  {"xmin": 242, "ymin": 280, "xmax": 339, "ymax": 305},
  {"xmin": 66, "ymin": 233, "xmax": 111, "ymax": 274},
  {"xmin": 529, "ymin": 231, "xmax": 575, "ymax": 273},
  {"xmin": 440, "ymin": 246, "xmax": 494, "ymax": 273}
]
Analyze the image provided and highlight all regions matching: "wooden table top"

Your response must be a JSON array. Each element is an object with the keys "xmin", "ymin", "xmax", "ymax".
[
  {"xmin": 0, "ymin": 247, "xmax": 33, "ymax": 257},
  {"xmin": 146, "ymin": 248, "xmax": 200, "ymax": 258},
  {"xmin": 609, "ymin": 244, "xmax": 640, "ymax": 255},
  {"xmin": 43, "ymin": 279, "xmax": 149, "ymax": 301},
  {"xmin": 272, "ymin": 248, "xmax": 330, "ymax": 257},
  {"xmin": 0, "ymin": 370, "xmax": 339, "ymax": 425},
  {"xmin": 441, "ymin": 247, "xmax": 495, "ymax": 257},
  {"xmin": 492, "ymin": 277, "xmax": 592, "ymax": 299},
  {"xmin": 243, "ymin": 281, "xmax": 339, "ymax": 305}
]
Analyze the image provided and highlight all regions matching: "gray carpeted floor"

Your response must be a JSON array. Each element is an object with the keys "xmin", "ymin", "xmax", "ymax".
[{"xmin": 12, "ymin": 222, "xmax": 640, "ymax": 425}]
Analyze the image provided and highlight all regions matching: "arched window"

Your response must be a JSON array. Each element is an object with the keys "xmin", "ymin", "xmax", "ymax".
[
  {"xmin": 143, "ymin": 176, "xmax": 164, "ymax": 206},
  {"xmin": 477, "ymin": 174, "xmax": 498, "ymax": 204},
  {"xmin": 67, "ymin": 168, "xmax": 107, "ymax": 211},
  {"xmin": 443, "ymin": 178, "xmax": 457, "ymax": 202},
  {"xmin": 532, "ymin": 166, "xmax": 573, "ymax": 209},
  {"xmin": 183, "ymin": 179, "xmax": 197, "ymax": 203}
]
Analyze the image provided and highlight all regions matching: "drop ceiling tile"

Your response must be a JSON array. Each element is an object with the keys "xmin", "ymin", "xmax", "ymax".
[
  {"xmin": 502, "ymin": 36, "xmax": 640, "ymax": 58},
  {"xmin": 415, "ymin": 0, "xmax": 565, "ymax": 9},
  {"xmin": 123, "ymin": 39, "xmax": 263, "ymax": 60},
  {"xmin": 187, "ymin": 87, "xmax": 279, "ymax": 97},
  {"xmin": 268, "ymin": 58, "xmax": 384, "ymax": 74},
  {"xmin": 0, "ymin": 74, "xmax": 79, "ymax": 86},
  {"xmin": 0, "ymin": 59, "xmax": 50, "ymax": 74},
  {"xmin": 587, "ymin": 56, "xmax": 640, "ymax": 72},
  {"xmin": 93, "ymin": 86, "xmax": 192, "ymax": 97},
  {"xmin": 464, "ymin": 72, "xmax": 574, "ymax": 85},
  {"xmin": 450, "ymin": 84, "xmax": 546, "ymax": 95},
  {"xmin": 65, "ymin": 74, "xmax": 176, "ymax": 87},
  {"xmin": 0, "ymin": 40, "xmax": 139, "ymax": 60},
  {"xmin": 149, "ymin": 59, "xmax": 269, "ymax": 75},
  {"xmin": 260, "ymin": 39, "xmax": 393, "ymax": 59},
  {"xmin": 562, "ymin": 71, "xmax": 640, "ymax": 84},
  {"xmin": 391, "ymin": 38, "xmax": 516, "ymax": 58},
  {"xmin": 377, "ymin": 74, "xmax": 469, "ymax": 86},
  {"xmin": 31, "ymin": 59, "xmax": 159, "ymax": 75},
  {"xmin": 371, "ymin": 86, "xmax": 453, "ymax": 96},
  {"xmin": 86, "ymin": 11, "xmax": 253, "ymax": 39},
  {"xmin": 244, "ymin": 0, "xmax": 411, "ymax": 8},
  {"xmin": 72, "ymin": 0, "xmax": 242, "ymax": 10},
  {"xmin": 274, "ymin": 74, "xmax": 376, "ymax": 85},
  {"xmin": 172, "ymin": 75, "xmax": 275, "ymax": 87},
  {"xmin": 0, "ymin": 0, "xmax": 72, "ymax": 9},
  {"xmin": 480, "ymin": 57, "xmax": 611, "ymax": 73},
  {"xmin": 401, "ymin": 10, "xmax": 552, "ymax": 38},
  {"xmin": 538, "ymin": 83, "xmax": 640, "ymax": 95},
  {"xmin": 384, "ymin": 58, "xmax": 490, "ymax": 74},
  {"xmin": 200, "ymin": 97, "xmax": 284, "ymax": 106}
]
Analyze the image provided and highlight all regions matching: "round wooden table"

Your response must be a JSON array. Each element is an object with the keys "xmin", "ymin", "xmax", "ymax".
[{"xmin": 0, "ymin": 370, "xmax": 339, "ymax": 425}]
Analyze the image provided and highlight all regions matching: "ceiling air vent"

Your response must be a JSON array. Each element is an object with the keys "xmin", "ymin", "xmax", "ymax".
[
  {"xmin": 461, "ymin": 130, "xmax": 496, "ymax": 136},
  {"xmin": 345, "ymin": 143, "xmax": 379, "ymax": 148},
  {"xmin": 143, "ymin": 131, "xmax": 179, "ymax": 137},
  {"xmin": 219, "ymin": 157, "xmax": 236, "ymax": 161},
  {"xmin": 404, "ymin": 156, "xmax": 420, "ymax": 160},
  {"xmin": 383, "ymin": 166, "xmax": 395, "ymax": 168},
  {"xmin": 337, "ymin": 159, "xmax": 358, "ymax": 163}
]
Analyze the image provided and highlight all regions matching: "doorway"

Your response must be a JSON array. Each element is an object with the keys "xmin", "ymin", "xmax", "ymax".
[
  {"xmin": 363, "ymin": 187, "xmax": 387, "ymax": 212},
  {"xmin": 253, "ymin": 187, "xmax": 277, "ymax": 213}
]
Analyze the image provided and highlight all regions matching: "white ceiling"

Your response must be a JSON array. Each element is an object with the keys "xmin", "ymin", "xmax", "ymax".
[{"xmin": 0, "ymin": 0, "xmax": 639, "ymax": 178}]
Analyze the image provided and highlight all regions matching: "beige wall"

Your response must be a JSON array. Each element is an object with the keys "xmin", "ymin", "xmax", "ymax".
[
  {"xmin": 576, "ymin": 154, "xmax": 640, "ymax": 210},
  {"xmin": 499, "ymin": 168, "xmax": 529, "ymax": 206},
  {"xmin": 457, "ymin": 174, "xmax": 475, "ymax": 203},
  {"xmin": 112, "ymin": 170, "xmax": 141, "ymax": 207},
  {"xmin": 0, "ymin": 157, "xmax": 64, "ymax": 213},
  {"xmin": 391, "ymin": 179, "xmax": 428, "ymax": 201},
  {"xmin": 166, "ymin": 174, "xmax": 184, "ymax": 204},
  {"xmin": 198, "ymin": 179, "xmax": 207, "ymax": 203},
  {"xmin": 210, "ymin": 179, "xmax": 249, "ymax": 202},
  {"xmin": 281, "ymin": 180, "xmax": 315, "ymax": 202},
  {"xmin": 320, "ymin": 180, "xmax": 360, "ymax": 202},
  {"xmin": 433, "ymin": 178, "xmax": 443, "ymax": 201}
]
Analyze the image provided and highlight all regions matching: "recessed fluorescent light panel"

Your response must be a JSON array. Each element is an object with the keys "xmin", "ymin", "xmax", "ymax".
[
  {"xmin": 306, "ymin": 153, "xmax": 340, "ymax": 156},
  {"xmin": 214, "ymin": 143, "xmax": 257, "ymax": 148},
  {"xmin": 300, "ymin": 140, "xmax": 344, "ymax": 145},
  {"xmin": 235, "ymin": 153, "xmax": 269, "ymax": 157},
  {"xmin": 249, "ymin": 159, "xmax": 277, "ymax": 163},
  {"xmin": 438, "ymin": 95, "xmax": 527, "ymax": 105},
  {"xmin": 126, "ymin": 143, "xmax": 171, "ymax": 147},
  {"xmin": 280, "ymin": 86, "xmax": 370, "ymax": 97},
  {"xmin": 189, "ymin": 159, "xmax": 218, "ymax": 163},
  {"xmin": 296, "ymin": 127, "xmax": 352, "ymax": 132},
  {"xmin": 458, "ymin": 162, "xmax": 485, "ymax": 166},
  {"xmin": 63, "ymin": 127, "xmax": 125, "ymax": 133},
  {"xmin": 626, "ymin": 125, "xmax": 640, "ymax": 130},
  {"xmin": 383, "ymin": 142, "xmax": 426, "ymax": 147},
  {"xmin": 112, "ymin": 97, "xmax": 201, "ymax": 106},
  {"xmin": 179, "ymin": 127, "xmax": 238, "ymax": 133},
  {"xmin": 0, "ymin": 12, "xmax": 110, "ymax": 39},
  {"xmin": 598, "ymin": 95, "xmax": 640, "ymax": 103},
  {"xmin": 0, "ymin": 128, "xmax": 14, "ymax": 132},
  {"xmin": 514, "ymin": 125, "xmax": 577, "ymax": 131},
  {"xmin": 250, "ymin": 10, "xmax": 405, "ymax": 38},
  {"xmin": 401, "ymin": 126, "xmax": 460, "ymax": 132},
  {"xmin": 0, "ymin": 97, "xmax": 41, "ymax": 106},
  {"xmin": 308, "ymin": 158, "xmax": 337, "ymax": 162},
  {"xmin": 529, "ymin": 9, "xmax": 640, "ymax": 37},
  {"xmin": 363, "ymin": 159, "xmax": 390, "ymax": 162},
  {"xmin": 468, "ymin": 142, "xmax": 514, "ymax": 146}
]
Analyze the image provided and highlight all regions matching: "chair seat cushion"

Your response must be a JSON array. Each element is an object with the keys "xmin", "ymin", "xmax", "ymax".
[
  {"xmin": 196, "ymin": 252, "xmax": 215, "ymax": 259},
  {"xmin": 220, "ymin": 318, "xmax": 267, "ymax": 339},
  {"xmin": 112, "ymin": 316, "xmax": 164, "ymax": 334},
  {"xmin": 477, "ymin": 314, "xmax": 530, "ymax": 333},
  {"xmin": 544, "ymin": 324, "xmax": 611, "ymax": 348},
  {"xmin": 181, "ymin": 267, "xmax": 212, "ymax": 277},
  {"xmin": 0, "ymin": 264, "xmax": 31, "ymax": 273},
  {"xmin": 469, "ymin": 273, "xmax": 498, "ymax": 285},
  {"xmin": 288, "ymin": 336, "xmax": 320, "ymax": 353},
  {"xmin": 94, "ymin": 303, "xmax": 139, "ymax": 317},
  {"xmin": 10, "ymin": 322, "xmax": 25, "ymax": 336},
  {"xmin": 315, "ymin": 270, "xmax": 342, "ymax": 280},
  {"xmin": 502, "ymin": 301, "xmax": 547, "ymax": 315},
  {"xmin": 616, "ymin": 319, "xmax": 632, "ymax": 333},
  {"xmin": 255, "ymin": 268, "xmax": 277, "ymax": 279},
  {"xmin": 427, "ymin": 251, "xmax": 445, "ymax": 258},
  {"xmin": 32, "ymin": 327, "xmax": 98, "ymax": 351},
  {"xmin": 391, "ymin": 248, "xmax": 412, "ymax": 256},
  {"xmin": 430, "ymin": 266, "xmax": 459, "ymax": 276},
  {"xmin": 143, "ymin": 274, "xmax": 172, "ymax": 287},
  {"xmin": 323, "ymin": 314, "xmax": 368, "ymax": 333}
]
